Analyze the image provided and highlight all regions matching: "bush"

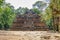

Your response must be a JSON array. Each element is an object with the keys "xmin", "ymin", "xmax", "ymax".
[
  {"xmin": 0, "ymin": 24, "xmax": 2, "ymax": 30},
  {"xmin": 4, "ymin": 24, "xmax": 9, "ymax": 30}
]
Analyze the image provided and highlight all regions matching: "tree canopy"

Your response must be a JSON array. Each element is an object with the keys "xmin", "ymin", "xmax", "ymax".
[
  {"xmin": 0, "ymin": 0, "xmax": 16, "ymax": 30},
  {"xmin": 33, "ymin": 1, "xmax": 47, "ymax": 11}
]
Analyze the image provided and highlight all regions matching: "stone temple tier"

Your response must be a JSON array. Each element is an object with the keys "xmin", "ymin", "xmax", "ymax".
[{"xmin": 10, "ymin": 10, "xmax": 49, "ymax": 31}]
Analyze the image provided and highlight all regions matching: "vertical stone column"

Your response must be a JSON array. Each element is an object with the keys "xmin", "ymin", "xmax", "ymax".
[
  {"xmin": 24, "ymin": 21, "xmax": 26, "ymax": 27},
  {"xmin": 32, "ymin": 21, "xmax": 34, "ymax": 27}
]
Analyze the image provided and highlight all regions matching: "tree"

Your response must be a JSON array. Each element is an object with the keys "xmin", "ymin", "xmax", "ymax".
[
  {"xmin": 16, "ymin": 7, "xmax": 29, "ymax": 15},
  {"xmin": 0, "ymin": 0, "xmax": 5, "ymax": 30},
  {"xmin": 45, "ymin": 7, "xmax": 53, "ymax": 30},
  {"xmin": 2, "ymin": 4, "xmax": 16, "ymax": 30},
  {"xmin": 0, "ymin": 0, "xmax": 5, "ymax": 5},
  {"xmin": 50, "ymin": 0, "xmax": 60, "ymax": 32},
  {"xmin": 33, "ymin": 1, "xmax": 47, "ymax": 11},
  {"xmin": 31, "ymin": 8, "xmax": 41, "ymax": 14},
  {"xmin": 0, "ymin": 0, "xmax": 16, "ymax": 30}
]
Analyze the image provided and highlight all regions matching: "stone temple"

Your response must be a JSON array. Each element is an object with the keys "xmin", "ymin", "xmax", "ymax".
[{"xmin": 11, "ymin": 10, "xmax": 49, "ymax": 31}]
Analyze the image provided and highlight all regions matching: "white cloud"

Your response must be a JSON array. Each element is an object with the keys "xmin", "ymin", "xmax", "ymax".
[{"xmin": 5, "ymin": 0, "xmax": 48, "ymax": 9}]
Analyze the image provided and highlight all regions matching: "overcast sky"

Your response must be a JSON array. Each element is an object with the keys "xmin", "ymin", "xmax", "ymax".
[{"xmin": 5, "ymin": 0, "xmax": 49, "ymax": 9}]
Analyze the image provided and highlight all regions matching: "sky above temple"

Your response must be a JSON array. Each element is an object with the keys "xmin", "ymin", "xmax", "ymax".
[{"xmin": 5, "ymin": 0, "xmax": 50, "ymax": 9}]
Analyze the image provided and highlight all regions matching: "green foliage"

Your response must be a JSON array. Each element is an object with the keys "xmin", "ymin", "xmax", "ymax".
[
  {"xmin": 41, "ymin": 6, "xmax": 53, "ymax": 29},
  {"xmin": 16, "ymin": 7, "xmax": 28, "ymax": 15},
  {"xmin": 0, "ymin": 24, "xmax": 2, "ymax": 30},
  {"xmin": 50, "ymin": 0, "xmax": 60, "ymax": 10},
  {"xmin": 50, "ymin": 0, "xmax": 60, "ymax": 31},
  {"xmin": 33, "ymin": 1, "xmax": 47, "ymax": 11},
  {"xmin": 31, "ymin": 8, "xmax": 41, "ymax": 14},
  {"xmin": 45, "ymin": 7, "xmax": 52, "ymax": 22},
  {"xmin": 0, "ymin": 0, "xmax": 16, "ymax": 30},
  {"xmin": 4, "ymin": 23, "xmax": 9, "ymax": 30},
  {"xmin": 0, "ymin": 0, "xmax": 5, "ymax": 5},
  {"xmin": 4, "ymin": 6, "xmax": 15, "ymax": 25}
]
